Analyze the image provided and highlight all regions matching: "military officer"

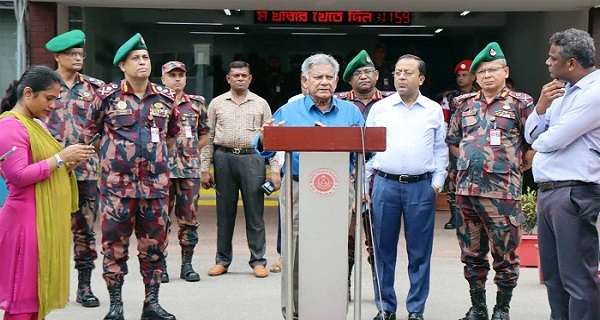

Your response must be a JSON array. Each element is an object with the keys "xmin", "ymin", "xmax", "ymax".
[
  {"xmin": 446, "ymin": 42, "xmax": 535, "ymax": 320},
  {"xmin": 335, "ymin": 49, "xmax": 394, "ymax": 301},
  {"xmin": 160, "ymin": 61, "xmax": 209, "ymax": 283},
  {"xmin": 85, "ymin": 33, "xmax": 179, "ymax": 320},
  {"xmin": 438, "ymin": 60, "xmax": 477, "ymax": 230},
  {"xmin": 44, "ymin": 29, "xmax": 104, "ymax": 308}
]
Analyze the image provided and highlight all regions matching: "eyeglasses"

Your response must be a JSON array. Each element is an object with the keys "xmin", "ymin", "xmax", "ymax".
[
  {"xmin": 392, "ymin": 70, "xmax": 417, "ymax": 77},
  {"xmin": 475, "ymin": 67, "xmax": 503, "ymax": 76},
  {"xmin": 352, "ymin": 69, "xmax": 376, "ymax": 78},
  {"xmin": 64, "ymin": 51, "xmax": 87, "ymax": 59}
]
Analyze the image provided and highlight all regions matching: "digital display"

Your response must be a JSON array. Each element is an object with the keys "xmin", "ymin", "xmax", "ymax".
[{"xmin": 255, "ymin": 11, "xmax": 411, "ymax": 25}]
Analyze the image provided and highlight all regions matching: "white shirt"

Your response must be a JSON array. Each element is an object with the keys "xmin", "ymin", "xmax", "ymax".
[
  {"xmin": 525, "ymin": 69, "xmax": 600, "ymax": 183},
  {"xmin": 365, "ymin": 92, "xmax": 448, "ymax": 187}
]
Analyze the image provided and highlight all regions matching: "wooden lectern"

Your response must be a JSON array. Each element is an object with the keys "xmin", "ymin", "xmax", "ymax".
[{"xmin": 263, "ymin": 126, "xmax": 386, "ymax": 320}]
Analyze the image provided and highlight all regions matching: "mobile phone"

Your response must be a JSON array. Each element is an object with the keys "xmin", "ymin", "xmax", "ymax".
[
  {"xmin": 87, "ymin": 133, "xmax": 101, "ymax": 146},
  {"xmin": 0, "ymin": 146, "xmax": 16, "ymax": 162}
]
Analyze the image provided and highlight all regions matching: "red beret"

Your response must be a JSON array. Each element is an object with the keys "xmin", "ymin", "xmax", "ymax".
[{"xmin": 454, "ymin": 60, "xmax": 473, "ymax": 74}]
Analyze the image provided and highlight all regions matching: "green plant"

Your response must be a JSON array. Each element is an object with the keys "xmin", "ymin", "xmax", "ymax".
[{"xmin": 521, "ymin": 187, "xmax": 537, "ymax": 234}]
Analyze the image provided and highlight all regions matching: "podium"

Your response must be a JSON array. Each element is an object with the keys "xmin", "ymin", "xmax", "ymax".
[{"xmin": 263, "ymin": 126, "xmax": 386, "ymax": 320}]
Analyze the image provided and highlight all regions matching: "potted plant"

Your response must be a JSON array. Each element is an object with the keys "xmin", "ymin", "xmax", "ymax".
[{"xmin": 516, "ymin": 187, "xmax": 539, "ymax": 267}]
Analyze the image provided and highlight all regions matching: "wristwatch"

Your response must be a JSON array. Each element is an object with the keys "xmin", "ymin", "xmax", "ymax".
[{"xmin": 54, "ymin": 154, "xmax": 64, "ymax": 168}]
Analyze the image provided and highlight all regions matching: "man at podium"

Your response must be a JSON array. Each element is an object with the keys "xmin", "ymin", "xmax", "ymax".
[{"xmin": 254, "ymin": 53, "xmax": 364, "ymax": 319}]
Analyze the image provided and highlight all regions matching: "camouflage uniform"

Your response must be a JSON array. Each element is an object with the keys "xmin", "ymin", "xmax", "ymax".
[
  {"xmin": 446, "ymin": 87, "xmax": 534, "ymax": 291},
  {"xmin": 85, "ymin": 80, "xmax": 180, "ymax": 286},
  {"xmin": 167, "ymin": 94, "xmax": 208, "ymax": 252},
  {"xmin": 43, "ymin": 72, "xmax": 104, "ymax": 270}
]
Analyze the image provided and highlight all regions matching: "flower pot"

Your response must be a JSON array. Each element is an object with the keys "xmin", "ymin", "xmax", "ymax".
[
  {"xmin": 435, "ymin": 192, "xmax": 450, "ymax": 211},
  {"xmin": 516, "ymin": 234, "xmax": 539, "ymax": 267}
]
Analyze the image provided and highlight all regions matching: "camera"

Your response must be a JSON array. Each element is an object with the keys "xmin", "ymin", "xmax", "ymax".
[{"xmin": 261, "ymin": 181, "xmax": 275, "ymax": 195}]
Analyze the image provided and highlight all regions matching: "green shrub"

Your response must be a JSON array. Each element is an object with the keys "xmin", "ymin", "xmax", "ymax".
[{"xmin": 521, "ymin": 187, "xmax": 537, "ymax": 234}]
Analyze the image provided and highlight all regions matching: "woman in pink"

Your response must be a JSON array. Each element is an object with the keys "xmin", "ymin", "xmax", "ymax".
[{"xmin": 0, "ymin": 66, "xmax": 95, "ymax": 320}]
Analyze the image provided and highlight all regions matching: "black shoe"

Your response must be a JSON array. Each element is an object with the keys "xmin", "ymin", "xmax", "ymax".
[
  {"xmin": 408, "ymin": 312, "xmax": 424, "ymax": 320},
  {"xmin": 373, "ymin": 310, "xmax": 396, "ymax": 320},
  {"xmin": 76, "ymin": 268, "xmax": 100, "ymax": 308},
  {"xmin": 444, "ymin": 221, "xmax": 456, "ymax": 229},
  {"xmin": 180, "ymin": 248, "xmax": 200, "ymax": 282},
  {"xmin": 161, "ymin": 271, "xmax": 170, "ymax": 283}
]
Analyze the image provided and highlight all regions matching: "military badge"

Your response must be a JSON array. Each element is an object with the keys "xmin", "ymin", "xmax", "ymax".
[
  {"xmin": 117, "ymin": 101, "xmax": 127, "ymax": 110},
  {"xmin": 366, "ymin": 56, "xmax": 371, "ymax": 64},
  {"xmin": 503, "ymin": 105, "xmax": 511, "ymax": 110},
  {"xmin": 489, "ymin": 48, "xmax": 497, "ymax": 57}
]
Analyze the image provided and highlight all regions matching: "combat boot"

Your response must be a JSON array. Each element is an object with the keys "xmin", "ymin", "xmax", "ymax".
[
  {"xmin": 161, "ymin": 260, "xmax": 170, "ymax": 283},
  {"xmin": 180, "ymin": 247, "xmax": 200, "ymax": 282},
  {"xmin": 460, "ymin": 288, "xmax": 488, "ymax": 320},
  {"xmin": 103, "ymin": 285, "xmax": 124, "ymax": 320},
  {"xmin": 141, "ymin": 284, "xmax": 176, "ymax": 320},
  {"xmin": 491, "ymin": 290, "xmax": 512, "ymax": 320},
  {"xmin": 76, "ymin": 268, "xmax": 100, "ymax": 307},
  {"xmin": 445, "ymin": 205, "xmax": 457, "ymax": 229}
]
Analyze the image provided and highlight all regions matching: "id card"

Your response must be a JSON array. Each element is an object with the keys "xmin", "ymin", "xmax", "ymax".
[
  {"xmin": 151, "ymin": 126, "xmax": 160, "ymax": 143},
  {"xmin": 184, "ymin": 125, "xmax": 193, "ymax": 138},
  {"xmin": 490, "ymin": 129, "xmax": 501, "ymax": 146}
]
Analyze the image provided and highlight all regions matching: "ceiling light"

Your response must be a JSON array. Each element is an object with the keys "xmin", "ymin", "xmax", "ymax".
[
  {"xmin": 234, "ymin": 26, "xmax": 240, "ymax": 30},
  {"xmin": 291, "ymin": 32, "xmax": 347, "ymax": 36},
  {"xmin": 157, "ymin": 22, "xmax": 223, "ymax": 26},
  {"xmin": 460, "ymin": 11, "xmax": 470, "ymax": 16},
  {"xmin": 268, "ymin": 27, "xmax": 330, "ymax": 30},
  {"xmin": 378, "ymin": 34, "xmax": 435, "ymax": 37},
  {"xmin": 435, "ymin": 28, "xmax": 443, "ymax": 33},
  {"xmin": 190, "ymin": 31, "xmax": 245, "ymax": 35},
  {"xmin": 223, "ymin": 9, "xmax": 231, "ymax": 16},
  {"xmin": 360, "ymin": 25, "xmax": 426, "ymax": 28}
]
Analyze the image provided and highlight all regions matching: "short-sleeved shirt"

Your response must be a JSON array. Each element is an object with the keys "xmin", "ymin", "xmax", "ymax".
[
  {"xmin": 446, "ymin": 88, "xmax": 534, "ymax": 200},
  {"xmin": 43, "ymin": 72, "xmax": 104, "ymax": 181},
  {"xmin": 85, "ymin": 80, "xmax": 180, "ymax": 199},
  {"xmin": 334, "ymin": 89, "xmax": 395, "ymax": 120},
  {"xmin": 168, "ymin": 93, "xmax": 209, "ymax": 179}
]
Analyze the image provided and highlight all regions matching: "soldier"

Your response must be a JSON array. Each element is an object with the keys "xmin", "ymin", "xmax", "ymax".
[
  {"xmin": 85, "ymin": 33, "xmax": 179, "ymax": 320},
  {"xmin": 44, "ymin": 29, "xmax": 104, "ymax": 308},
  {"xmin": 446, "ymin": 42, "xmax": 535, "ymax": 320},
  {"xmin": 438, "ymin": 60, "xmax": 477, "ymax": 230},
  {"xmin": 335, "ymin": 49, "xmax": 394, "ymax": 301},
  {"xmin": 160, "ymin": 61, "xmax": 209, "ymax": 283},
  {"xmin": 372, "ymin": 43, "xmax": 395, "ymax": 92}
]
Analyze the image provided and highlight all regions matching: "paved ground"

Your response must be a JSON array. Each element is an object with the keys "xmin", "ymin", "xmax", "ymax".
[{"xmin": 3, "ymin": 203, "xmax": 556, "ymax": 320}]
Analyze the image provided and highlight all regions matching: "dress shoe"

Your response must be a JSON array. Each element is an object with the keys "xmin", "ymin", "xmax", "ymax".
[
  {"xmin": 253, "ymin": 265, "xmax": 269, "ymax": 278},
  {"xmin": 207, "ymin": 264, "xmax": 228, "ymax": 276},
  {"xmin": 270, "ymin": 257, "xmax": 281, "ymax": 273},
  {"xmin": 373, "ymin": 310, "xmax": 396, "ymax": 320},
  {"xmin": 408, "ymin": 312, "xmax": 424, "ymax": 320}
]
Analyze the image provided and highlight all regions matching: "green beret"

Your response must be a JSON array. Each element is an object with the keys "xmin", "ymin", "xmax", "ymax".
[
  {"xmin": 45, "ymin": 29, "xmax": 85, "ymax": 53},
  {"xmin": 470, "ymin": 42, "xmax": 505, "ymax": 73},
  {"xmin": 343, "ymin": 50, "xmax": 375, "ymax": 82},
  {"xmin": 113, "ymin": 33, "xmax": 148, "ymax": 66}
]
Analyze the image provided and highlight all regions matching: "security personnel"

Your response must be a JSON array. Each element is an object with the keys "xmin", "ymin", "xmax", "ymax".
[
  {"xmin": 44, "ymin": 29, "xmax": 104, "ymax": 308},
  {"xmin": 446, "ymin": 42, "xmax": 535, "ymax": 320},
  {"xmin": 160, "ymin": 61, "xmax": 209, "ymax": 283},
  {"xmin": 439, "ymin": 60, "xmax": 477, "ymax": 230},
  {"xmin": 335, "ymin": 49, "xmax": 394, "ymax": 301},
  {"xmin": 85, "ymin": 33, "xmax": 179, "ymax": 320}
]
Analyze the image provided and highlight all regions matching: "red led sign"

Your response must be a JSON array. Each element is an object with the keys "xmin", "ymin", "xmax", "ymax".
[{"xmin": 255, "ymin": 11, "xmax": 411, "ymax": 25}]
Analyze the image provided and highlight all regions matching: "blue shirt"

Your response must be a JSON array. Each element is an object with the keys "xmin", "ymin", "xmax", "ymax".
[
  {"xmin": 365, "ymin": 92, "xmax": 448, "ymax": 187},
  {"xmin": 253, "ymin": 95, "xmax": 365, "ymax": 175},
  {"xmin": 525, "ymin": 69, "xmax": 600, "ymax": 183}
]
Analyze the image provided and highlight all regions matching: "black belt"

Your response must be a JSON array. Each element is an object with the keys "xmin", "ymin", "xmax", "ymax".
[
  {"xmin": 292, "ymin": 175, "xmax": 299, "ymax": 182},
  {"xmin": 216, "ymin": 146, "xmax": 255, "ymax": 155},
  {"xmin": 377, "ymin": 170, "xmax": 432, "ymax": 183},
  {"xmin": 538, "ymin": 180, "xmax": 596, "ymax": 192}
]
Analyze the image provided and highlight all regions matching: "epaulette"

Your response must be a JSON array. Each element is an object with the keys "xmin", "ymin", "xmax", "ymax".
[
  {"xmin": 453, "ymin": 92, "xmax": 478, "ymax": 106},
  {"xmin": 152, "ymin": 84, "xmax": 176, "ymax": 102},
  {"xmin": 95, "ymin": 82, "xmax": 120, "ymax": 100},
  {"xmin": 334, "ymin": 92, "xmax": 349, "ymax": 99},
  {"xmin": 380, "ymin": 91, "xmax": 395, "ymax": 97},
  {"xmin": 188, "ymin": 94, "xmax": 206, "ymax": 105},
  {"xmin": 81, "ymin": 74, "xmax": 105, "ymax": 88},
  {"xmin": 508, "ymin": 91, "xmax": 534, "ymax": 107}
]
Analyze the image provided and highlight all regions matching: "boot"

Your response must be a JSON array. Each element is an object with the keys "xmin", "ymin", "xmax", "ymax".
[
  {"xmin": 76, "ymin": 268, "xmax": 100, "ymax": 307},
  {"xmin": 460, "ymin": 288, "xmax": 488, "ymax": 320},
  {"xmin": 161, "ymin": 260, "xmax": 170, "ymax": 283},
  {"xmin": 180, "ymin": 248, "xmax": 200, "ymax": 282},
  {"xmin": 141, "ymin": 284, "xmax": 176, "ymax": 320},
  {"xmin": 491, "ymin": 290, "xmax": 512, "ymax": 320},
  {"xmin": 103, "ymin": 285, "xmax": 124, "ymax": 320},
  {"xmin": 445, "ymin": 205, "xmax": 457, "ymax": 229}
]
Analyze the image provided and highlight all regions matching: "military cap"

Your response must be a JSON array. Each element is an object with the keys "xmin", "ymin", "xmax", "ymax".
[
  {"xmin": 113, "ymin": 33, "xmax": 148, "ymax": 65},
  {"xmin": 45, "ymin": 29, "xmax": 85, "ymax": 53},
  {"xmin": 470, "ymin": 42, "xmax": 505, "ymax": 73},
  {"xmin": 343, "ymin": 50, "xmax": 375, "ymax": 82},
  {"xmin": 454, "ymin": 60, "xmax": 473, "ymax": 74},
  {"xmin": 162, "ymin": 61, "xmax": 187, "ymax": 75}
]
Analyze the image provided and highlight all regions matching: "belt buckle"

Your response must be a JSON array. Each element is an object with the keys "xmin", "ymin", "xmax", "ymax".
[
  {"xmin": 232, "ymin": 148, "xmax": 241, "ymax": 154},
  {"xmin": 398, "ymin": 174, "xmax": 409, "ymax": 183}
]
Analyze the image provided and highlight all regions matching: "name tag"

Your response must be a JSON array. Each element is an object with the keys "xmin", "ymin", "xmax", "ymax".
[
  {"xmin": 151, "ymin": 126, "xmax": 160, "ymax": 143},
  {"xmin": 115, "ymin": 109, "xmax": 132, "ymax": 116},
  {"xmin": 490, "ymin": 129, "xmax": 501, "ymax": 146},
  {"xmin": 184, "ymin": 125, "xmax": 193, "ymax": 138}
]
